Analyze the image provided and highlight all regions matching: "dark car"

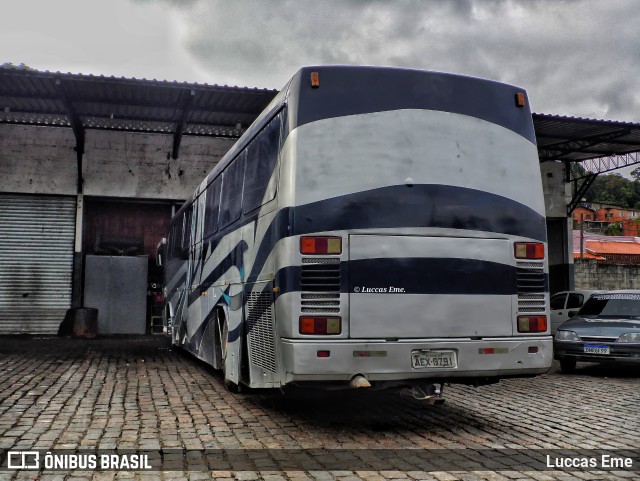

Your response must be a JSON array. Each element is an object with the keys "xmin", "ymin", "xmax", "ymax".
[{"xmin": 554, "ymin": 290, "xmax": 640, "ymax": 372}]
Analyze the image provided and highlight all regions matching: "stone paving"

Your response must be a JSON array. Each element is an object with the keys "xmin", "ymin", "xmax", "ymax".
[{"xmin": 0, "ymin": 336, "xmax": 638, "ymax": 480}]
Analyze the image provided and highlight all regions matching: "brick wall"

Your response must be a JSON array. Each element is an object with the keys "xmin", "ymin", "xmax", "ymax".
[{"xmin": 574, "ymin": 258, "xmax": 640, "ymax": 290}]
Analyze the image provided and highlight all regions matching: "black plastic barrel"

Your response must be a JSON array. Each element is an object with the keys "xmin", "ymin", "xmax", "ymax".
[{"xmin": 64, "ymin": 308, "xmax": 99, "ymax": 339}]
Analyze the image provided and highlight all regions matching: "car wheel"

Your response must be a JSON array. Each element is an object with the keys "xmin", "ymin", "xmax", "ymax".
[{"xmin": 560, "ymin": 358, "xmax": 577, "ymax": 373}]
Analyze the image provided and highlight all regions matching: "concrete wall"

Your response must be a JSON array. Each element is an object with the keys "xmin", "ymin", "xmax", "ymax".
[
  {"xmin": 540, "ymin": 161, "xmax": 569, "ymax": 218},
  {"xmin": 0, "ymin": 124, "xmax": 236, "ymax": 199},
  {"xmin": 574, "ymin": 258, "xmax": 640, "ymax": 290},
  {"xmin": 0, "ymin": 125, "xmax": 77, "ymax": 195},
  {"xmin": 540, "ymin": 161, "xmax": 573, "ymax": 291},
  {"xmin": 83, "ymin": 130, "xmax": 236, "ymax": 200}
]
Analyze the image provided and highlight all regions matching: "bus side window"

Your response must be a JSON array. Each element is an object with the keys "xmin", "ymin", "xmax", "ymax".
[
  {"xmin": 172, "ymin": 221, "xmax": 183, "ymax": 259},
  {"xmin": 219, "ymin": 154, "xmax": 246, "ymax": 229},
  {"xmin": 181, "ymin": 208, "xmax": 192, "ymax": 257},
  {"xmin": 204, "ymin": 176, "xmax": 222, "ymax": 238},
  {"xmin": 243, "ymin": 112, "xmax": 282, "ymax": 213}
]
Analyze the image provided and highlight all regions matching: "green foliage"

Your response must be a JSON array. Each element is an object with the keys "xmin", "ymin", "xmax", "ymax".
[
  {"xmin": 604, "ymin": 222, "xmax": 623, "ymax": 236},
  {"xmin": 0, "ymin": 62, "xmax": 35, "ymax": 70},
  {"xmin": 586, "ymin": 172, "xmax": 640, "ymax": 208}
]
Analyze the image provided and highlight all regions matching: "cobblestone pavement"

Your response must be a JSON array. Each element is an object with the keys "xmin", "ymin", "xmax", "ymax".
[{"xmin": 0, "ymin": 336, "xmax": 638, "ymax": 481}]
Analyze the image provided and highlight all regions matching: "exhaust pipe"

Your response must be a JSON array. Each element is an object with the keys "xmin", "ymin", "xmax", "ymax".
[{"xmin": 349, "ymin": 374, "xmax": 371, "ymax": 389}]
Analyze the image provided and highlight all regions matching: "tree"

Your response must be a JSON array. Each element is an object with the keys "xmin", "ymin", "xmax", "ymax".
[
  {"xmin": 0, "ymin": 62, "xmax": 35, "ymax": 70},
  {"xmin": 604, "ymin": 222, "xmax": 623, "ymax": 236},
  {"xmin": 586, "ymin": 173, "xmax": 639, "ymax": 208}
]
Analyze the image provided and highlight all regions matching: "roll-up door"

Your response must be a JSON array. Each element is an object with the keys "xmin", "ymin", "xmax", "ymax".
[{"xmin": 0, "ymin": 194, "xmax": 75, "ymax": 334}]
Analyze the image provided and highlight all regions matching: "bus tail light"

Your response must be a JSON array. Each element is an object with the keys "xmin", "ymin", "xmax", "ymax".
[
  {"xmin": 299, "ymin": 316, "xmax": 341, "ymax": 335},
  {"xmin": 300, "ymin": 236, "xmax": 342, "ymax": 255},
  {"xmin": 514, "ymin": 242, "xmax": 544, "ymax": 259},
  {"xmin": 518, "ymin": 316, "xmax": 547, "ymax": 333}
]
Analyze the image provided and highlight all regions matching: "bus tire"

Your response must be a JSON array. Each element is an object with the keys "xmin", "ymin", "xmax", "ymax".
[{"xmin": 218, "ymin": 313, "xmax": 240, "ymax": 393}]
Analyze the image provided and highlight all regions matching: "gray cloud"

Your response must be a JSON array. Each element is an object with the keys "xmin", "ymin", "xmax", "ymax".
[{"xmin": 159, "ymin": 0, "xmax": 640, "ymax": 121}]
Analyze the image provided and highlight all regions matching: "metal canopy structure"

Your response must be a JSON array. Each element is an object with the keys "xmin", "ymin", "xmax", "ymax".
[
  {"xmin": 534, "ymin": 113, "xmax": 640, "ymax": 171},
  {"xmin": 533, "ymin": 113, "xmax": 640, "ymax": 214},
  {"xmin": 3, "ymin": 67, "xmax": 640, "ymax": 206},
  {"xmin": 0, "ymin": 67, "xmax": 278, "ymax": 162}
]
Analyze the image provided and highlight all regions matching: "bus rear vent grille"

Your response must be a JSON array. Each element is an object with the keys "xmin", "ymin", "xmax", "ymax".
[
  {"xmin": 517, "ymin": 294, "xmax": 546, "ymax": 313},
  {"xmin": 301, "ymin": 258, "xmax": 341, "ymax": 312},
  {"xmin": 301, "ymin": 257, "xmax": 341, "ymax": 293},
  {"xmin": 246, "ymin": 290, "xmax": 276, "ymax": 373},
  {"xmin": 516, "ymin": 261, "xmax": 546, "ymax": 313},
  {"xmin": 516, "ymin": 262, "xmax": 546, "ymax": 294}
]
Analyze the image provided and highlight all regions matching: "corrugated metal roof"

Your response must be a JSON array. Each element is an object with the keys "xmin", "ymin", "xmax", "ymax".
[
  {"xmin": 0, "ymin": 66, "xmax": 278, "ymax": 138},
  {"xmin": 3, "ymin": 67, "xmax": 640, "ymax": 163},
  {"xmin": 586, "ymin": 240, "xmax": 640, "ymax": 255},
  {"xmin": 533, "ymin": 112, "xmax": 640, "ymax": 162},
  {"xmin": 572, "ymin": 231, "xmax": 640, "ymax": 252},
  {"xmin": 573, "ymin": 252, "xmax": 606, "ymax": 260}
]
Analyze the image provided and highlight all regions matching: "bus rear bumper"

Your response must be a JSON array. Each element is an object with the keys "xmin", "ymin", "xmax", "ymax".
[{"xmin": 280, "ymin": 337, "xmax": 552, "ymax": 383}]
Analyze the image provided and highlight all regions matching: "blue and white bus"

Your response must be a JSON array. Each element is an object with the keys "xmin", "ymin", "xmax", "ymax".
[{"xmin": 161, "ymin": 66, "xmax": 551, "ymax": 398}]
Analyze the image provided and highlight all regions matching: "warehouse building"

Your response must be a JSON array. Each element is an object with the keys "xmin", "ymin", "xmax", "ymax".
[{"xmin": 1, "ymin": 66, "xmax": 640, "ymax": 334}]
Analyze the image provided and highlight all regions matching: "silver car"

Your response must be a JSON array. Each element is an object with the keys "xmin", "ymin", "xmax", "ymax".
[
  {"xmin": 554, "ymin": 290, "xmax": 640, "ymax": 372},
  {"xmin": 550, "ymin": 290, "xmax": 602, "ymax": 334}
]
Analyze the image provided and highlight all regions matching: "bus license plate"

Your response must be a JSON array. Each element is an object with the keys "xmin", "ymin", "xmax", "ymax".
[
  {"xmin": 411, "ymin": 350, "xmax": 457, "ymax": 369},
  {"xmin": 584, "ymin": 345, "xmax": 610, "ymax": 355}
]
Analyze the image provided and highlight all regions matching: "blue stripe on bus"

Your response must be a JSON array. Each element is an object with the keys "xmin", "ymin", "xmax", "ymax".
[
  {"xmin": 187, "ymin": 283, "xmax": 275, "ymax": 349},
  {"xmin": 189, "ymin": 241, "xmax": 248, "ymax": 305},
  {"xmin": 244, "ymin": 183, "xmax": 546, "ymax": 288},
  {"xmin": 189, "ymin": 183, "xmax": 546, "ymax": 307},
  {"xmin": 275, "ymin": 260, "xmax": 548, "ymax": 296},
  {"xmin": 291, "ymin": 66, "xmax": 536, "ymax": 144},
  {"xmin": 292, "ymin": 184, "xmax": 546, "ymax": 240}
]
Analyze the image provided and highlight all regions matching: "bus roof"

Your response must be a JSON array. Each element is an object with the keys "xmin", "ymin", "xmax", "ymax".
[{"xmin": 172, "ymin": 65, "xmax": 534, "ymax": 221}]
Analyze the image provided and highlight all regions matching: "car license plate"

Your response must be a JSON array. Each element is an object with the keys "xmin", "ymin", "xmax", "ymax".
[
  {"xmin": 411, "ymin": 350, "xmax": 457, "ymax": 369},
  {"xmin": 584, "ymin": 344, "xmax": 610, "ymax": 355}
]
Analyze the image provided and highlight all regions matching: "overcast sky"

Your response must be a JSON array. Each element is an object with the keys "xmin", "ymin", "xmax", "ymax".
[{"xmin": 2, "ymin": 0, "xmax": 639, "ymax": 122}]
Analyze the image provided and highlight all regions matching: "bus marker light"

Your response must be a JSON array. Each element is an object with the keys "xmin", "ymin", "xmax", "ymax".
[
  {"xmin": 514, "ymin": 242, "xmax": 544, "ymax": 259},
  {"xmin": 300, "ymin": 236, "xmax": 342, "ymax": 255},
  {"xmin": 317, "ymin": 350, "xmax": 330, "ymax": 358},
  {"xmin": 517, "ymin": 315, "xmax": 547, "ymax": 333},
  {"xmin": 515, "ymin": 92, "xmax": 526, "ymax": 107},
  {"xmin": 353, "ymin": 350, "xmax": 387, "ymax": 357},
  {"xmin": 311, "ymin": 71, "xmax": 320, "ymax": 88},
  {"xmin": 528, "ymin": 346, "xmax": 539, "ymax": 353},
  {"xmin": 479, "ymin": 347, "xmax": 509, "ymax": 354},
  {"xmin": 299, "ymin": 316, "xmax": 341, "ymax": 334}
]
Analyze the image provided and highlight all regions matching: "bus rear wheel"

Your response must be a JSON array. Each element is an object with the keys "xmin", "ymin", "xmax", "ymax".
[{"xmin": 217, "ymin": 314, "xmax": 240, "ymax": 393}]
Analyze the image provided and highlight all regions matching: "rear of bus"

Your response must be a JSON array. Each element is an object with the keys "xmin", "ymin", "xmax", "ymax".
[{"xmin": 276, "ymin": 66, "xmax": 551, "ymax": 389}]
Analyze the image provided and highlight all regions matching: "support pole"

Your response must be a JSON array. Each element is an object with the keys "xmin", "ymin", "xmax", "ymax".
[
  {"xmin": 580, "ymin": 214, "xmax": 584, "ymax": 259},
  {"xmin": 57, "ymin": 78, "xmax": 86, "ymax": 308}
]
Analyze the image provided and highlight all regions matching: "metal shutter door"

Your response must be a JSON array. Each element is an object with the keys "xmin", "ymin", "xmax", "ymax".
[{"xmin": 0, "ymin": 194, "xmax": 75, "ymax": 334}]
